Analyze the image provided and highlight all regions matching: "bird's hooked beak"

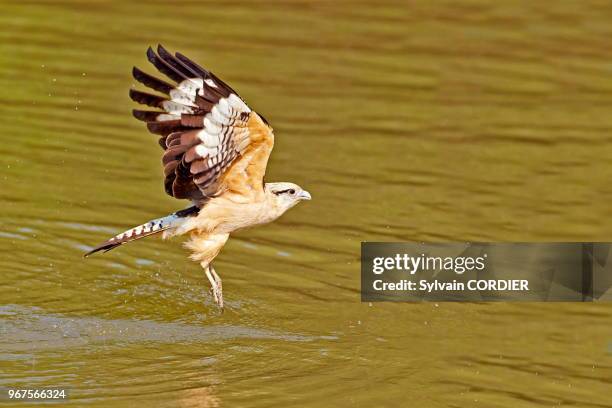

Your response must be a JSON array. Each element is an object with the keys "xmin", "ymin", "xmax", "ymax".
[{"xmin": 299, "ymin": 190, "xmax": 312, "ymax": 201}]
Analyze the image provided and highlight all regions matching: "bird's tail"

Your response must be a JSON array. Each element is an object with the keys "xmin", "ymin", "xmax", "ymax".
[{"xmin": 83, "ymin": 206, "xmax": 200, "ymax": 257}]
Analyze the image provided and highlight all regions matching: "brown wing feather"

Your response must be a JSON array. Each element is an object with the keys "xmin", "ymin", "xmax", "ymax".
[
  {"xmin": 220, "ymin": 113, "xmax": 274, "ymax": 199},
  {"xmin": 129, "ymin": 45, "xmax": 274, "ymax": 201}
]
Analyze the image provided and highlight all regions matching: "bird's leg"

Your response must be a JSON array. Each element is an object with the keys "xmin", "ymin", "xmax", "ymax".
[
  {"xmin": 210, "ymin": 264, "xmax": 223, "ymax": 310},
  {"xmin": 203, "ymin": 263, "xmax": 224, "ymax": 310},
  {"xmin": 204, "ymin": 265, "xmax": 218, "ymax": 303}
]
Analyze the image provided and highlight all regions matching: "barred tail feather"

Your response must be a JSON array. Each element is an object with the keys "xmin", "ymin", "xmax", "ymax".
[{"xmin": 83, "ymin": 206, "xmax": 199, "ymax": 257}]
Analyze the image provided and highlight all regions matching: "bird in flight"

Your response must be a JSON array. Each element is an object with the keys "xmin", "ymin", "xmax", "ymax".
[{"xmin": 85, "ymin": 45, "xmax": 311, "ymax": 309}]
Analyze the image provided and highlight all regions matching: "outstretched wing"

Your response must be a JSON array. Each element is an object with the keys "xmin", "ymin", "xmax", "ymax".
[{"xmin": 130, "ymin": 45, "xmax": 274, "ymax": 201}]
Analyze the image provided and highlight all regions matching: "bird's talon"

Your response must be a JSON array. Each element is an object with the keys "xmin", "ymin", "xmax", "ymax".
[{"xmin": 212, "ymin": 283, "xmax": 224, "ymax": 309}]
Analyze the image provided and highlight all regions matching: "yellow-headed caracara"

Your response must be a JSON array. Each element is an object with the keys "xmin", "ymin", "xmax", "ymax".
[{"xmin": 85, "ymin": 45, "xmax": 311, "ymax": 310}]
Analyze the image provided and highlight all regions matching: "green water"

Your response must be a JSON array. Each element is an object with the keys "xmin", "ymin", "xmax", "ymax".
[{"xmin": 1, "ymin": 1, "xmax": 611, "ymax": 407}]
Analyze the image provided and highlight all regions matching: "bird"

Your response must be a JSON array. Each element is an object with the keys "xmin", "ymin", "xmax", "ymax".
[{"xmin": 84, "ymin": 45, "xmax": 311, "ymax": 310}]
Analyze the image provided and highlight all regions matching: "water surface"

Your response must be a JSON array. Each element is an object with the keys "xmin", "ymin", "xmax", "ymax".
[{"xmin": 1, "ymin": 1, "xmax": 611, "ymax": 407}]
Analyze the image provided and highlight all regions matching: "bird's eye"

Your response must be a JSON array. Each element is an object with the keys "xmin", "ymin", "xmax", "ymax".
[{"xmin": 288, "ymin": 189, "xmax": 296, "ymax": 195}]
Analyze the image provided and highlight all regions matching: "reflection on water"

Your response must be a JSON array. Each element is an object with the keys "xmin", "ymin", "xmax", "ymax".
[
  {"xmin": 1, "ymin": 305, "xmax": 315, "ymax": 353},
  {"xmin": 1, "ymin": 1, "xmax": 612, "ymax": 407}
]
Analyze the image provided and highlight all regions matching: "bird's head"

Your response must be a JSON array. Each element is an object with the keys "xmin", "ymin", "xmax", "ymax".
[{"xmin": 265, "ymin": 182, "xmax": 311, "ymax": 215}]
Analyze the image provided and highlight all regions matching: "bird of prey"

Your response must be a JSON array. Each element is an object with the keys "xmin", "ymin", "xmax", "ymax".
[{"xmin": 85, "ymin": 45, "xmax": 311, "ymax": 309}]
